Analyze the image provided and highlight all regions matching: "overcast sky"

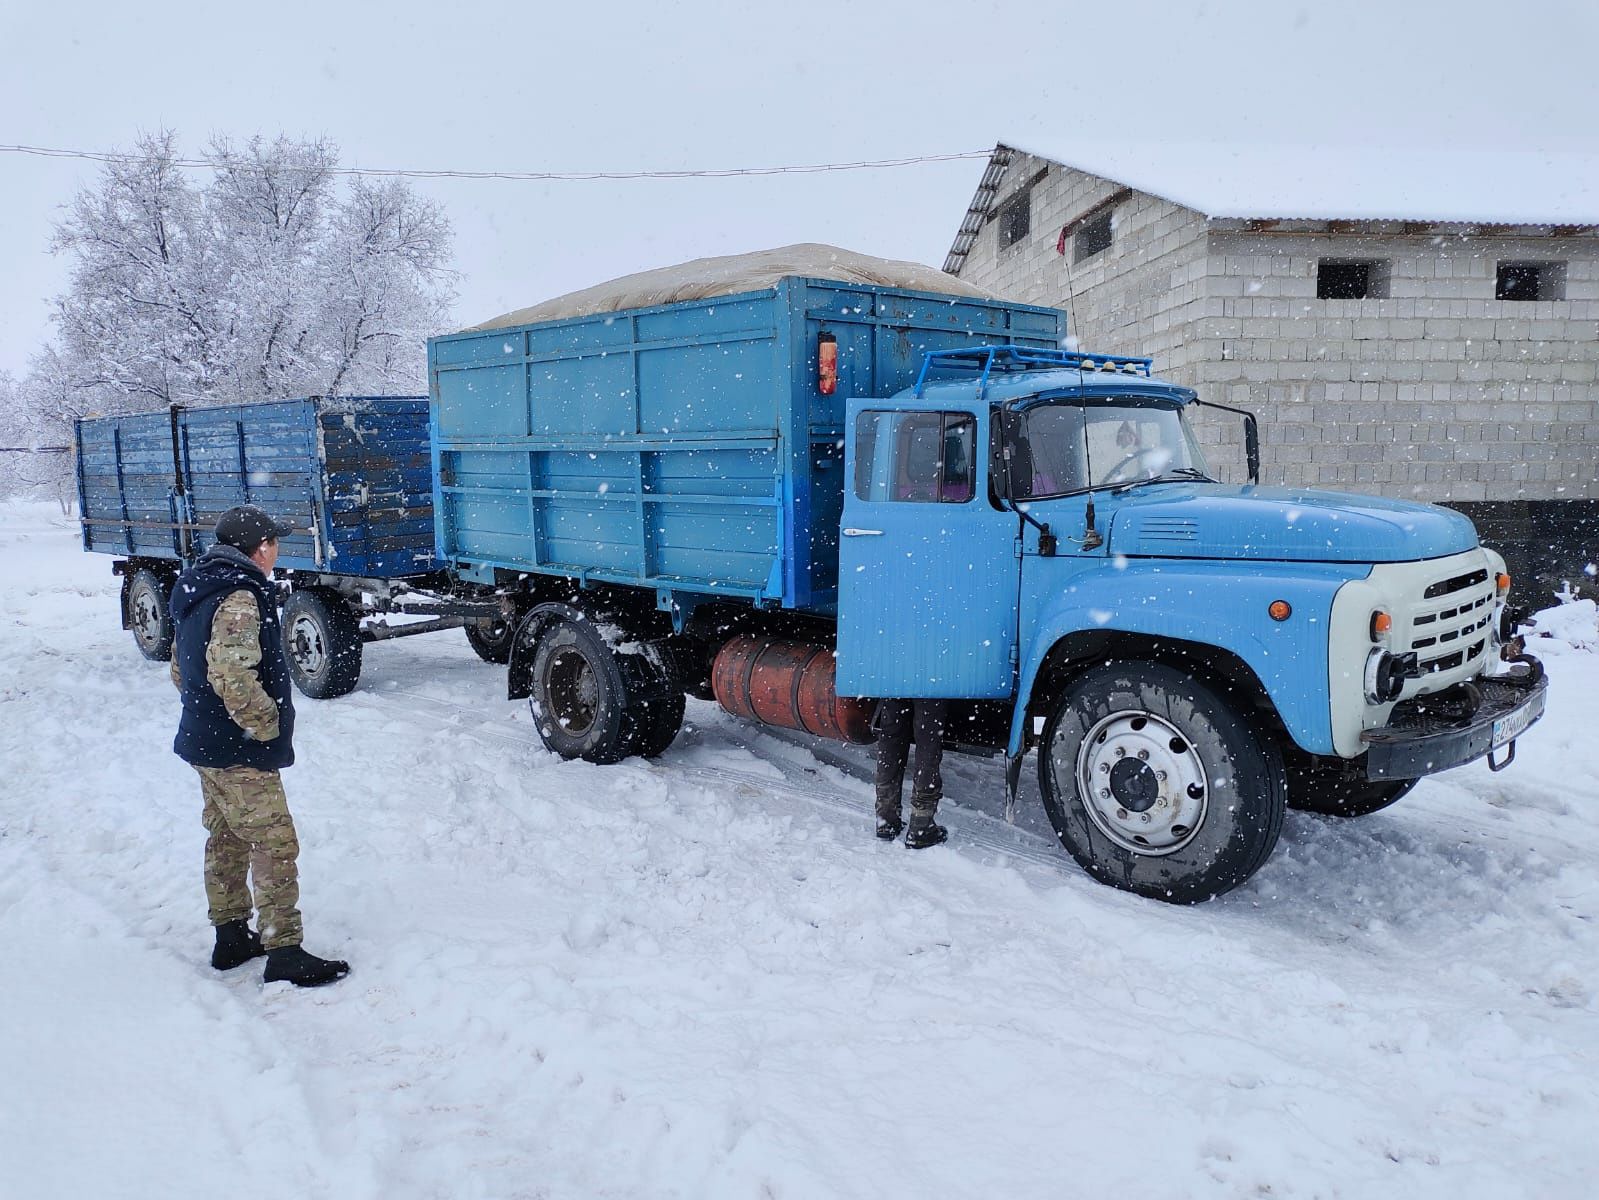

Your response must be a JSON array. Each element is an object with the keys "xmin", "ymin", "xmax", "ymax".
[{"xmin": 4, "ymin": 0, "xmax": 1597, "ymax": 379}]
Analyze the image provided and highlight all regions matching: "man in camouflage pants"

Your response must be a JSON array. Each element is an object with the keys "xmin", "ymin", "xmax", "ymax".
[{"xmin": 169, "ymin": 505, "xmax": 350, "ymax": 988}]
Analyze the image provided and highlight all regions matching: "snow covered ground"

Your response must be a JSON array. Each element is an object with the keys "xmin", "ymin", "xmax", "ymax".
[{"xmin": 2, "ymin": 500, "xmax": 1595, "ymax": 1199}]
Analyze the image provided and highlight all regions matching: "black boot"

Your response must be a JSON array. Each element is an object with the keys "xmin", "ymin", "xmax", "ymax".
[
  {"xmin": 264, "ymin": 945, "xmax": 351, "ymax": 988},
  {"xmin": 905, "ymin": 797, "xmax": 948, "ymax": 850},
  {"xmin": 211, "ymin": 919, "xmax": 266, "ymax": 971},
  {"xmin": 874, "ymin": 790, "xmax": 904, "ymax": 841}
]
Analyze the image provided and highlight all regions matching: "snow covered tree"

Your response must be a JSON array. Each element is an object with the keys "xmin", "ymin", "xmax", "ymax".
[{"xmin": 33, "ymin": 131, "xmax": 454, "ymax": 420}]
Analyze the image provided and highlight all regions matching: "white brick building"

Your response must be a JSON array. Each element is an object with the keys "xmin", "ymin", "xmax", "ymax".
[{"xmin": 944, "ymin": 142, "xmax": 1599, "ymax": 590}]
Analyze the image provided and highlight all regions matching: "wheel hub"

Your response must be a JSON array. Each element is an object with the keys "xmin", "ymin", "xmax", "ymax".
[
  {"xmin": 290, "ymin": 615, "xmax": 327, "ymax": 676},
  {"xmin": 1070, "ymin": 709, "xmax": 1209, "ymax": 856},
  {"xmin": 546, "ymin": 648, "xmax": 599, "ymax": 735},
  {"xmin": 131, "ymin": 589, "xmax": 162, "ymax": 642},
  {"xmin": 1108, "ymin": 757, "xmax": 1160, "ymax": 812}
]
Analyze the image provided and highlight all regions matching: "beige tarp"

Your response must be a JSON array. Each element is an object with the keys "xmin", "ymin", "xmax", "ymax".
[{"xmin": 465, "ymin": 243, "xmax": 997, "ymax": 331}]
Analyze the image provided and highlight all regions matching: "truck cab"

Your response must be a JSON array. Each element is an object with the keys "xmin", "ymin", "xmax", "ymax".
[{"xmin": 838, "ymin": 346, "xmax": 1547, "ymax": 902}]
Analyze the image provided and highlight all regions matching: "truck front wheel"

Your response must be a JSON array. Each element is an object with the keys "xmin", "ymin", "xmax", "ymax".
[{"xmin": 1038, "ymin": 662, "xmax": 1286, "ymax": 904}]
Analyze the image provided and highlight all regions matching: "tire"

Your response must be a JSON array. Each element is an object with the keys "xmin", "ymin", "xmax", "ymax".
[
  {"xmin": 282, "ymin": 588, "xmax": 363, "ymax": 699},
  {"xmin": 1037, "ymin": 662, "xmax": 1286, "ymax": 904},
  {"xmin": 1286, "ymin": 763, "xmax": 1418, "ymax": 818},
  {"xmin": 632, "ymin": 689, "xmax": 686, "ymax": 759},
  {"xmin": 464, "ymin": 617, "xmax": 515, "ymax": 664},
  {"xmin": 528, "ymin": 615, "xmax": 682, "ymax": 763},
  {"xmin": 126, "ymin": 568, "xmax": 174, "ymax": 661}
]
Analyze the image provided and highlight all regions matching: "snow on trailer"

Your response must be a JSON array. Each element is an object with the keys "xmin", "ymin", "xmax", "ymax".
[{"xmin": 73, "ymin": 397, "xmax": 510, "ymax": 696}]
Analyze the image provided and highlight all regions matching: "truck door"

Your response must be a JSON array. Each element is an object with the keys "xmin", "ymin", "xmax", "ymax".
[{"xmin": 836, "ymin": 401, "xmax": 1020, "ymax": 699}]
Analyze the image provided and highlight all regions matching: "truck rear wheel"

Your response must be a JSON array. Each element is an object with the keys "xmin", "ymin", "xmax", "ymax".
[
  {"xmin": 126, "ymin": 568, "xmax": 175, "ymax": 661},
  {"xmin": 1286, "ymin": 766, "xmax": 1417, "ymax": 818},
  {"xmin": 283, "ymin": 588, "xmax": 363, "ymax": 699},
  {"xmin": 528, "ymin": 615, "xmax": 682, "ymax": 763},
  {"xmin": 464, "ymin": 617, "xmax": 515, "ymax": 664},
  {"xmin": 1038, "ymin": 662, "xmax": 1286, "ymax": 904}
]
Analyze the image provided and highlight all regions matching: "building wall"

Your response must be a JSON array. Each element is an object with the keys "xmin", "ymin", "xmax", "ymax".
[
  {"xmin": 1200, "ymin": 227, "xmax": 1599, "ymax": 506},
  {"xmin": 953, "ymin": 155, "xmax": 1211, "ymax": 378}
]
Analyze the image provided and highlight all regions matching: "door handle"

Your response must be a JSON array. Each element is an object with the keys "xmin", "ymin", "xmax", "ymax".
[{"xmin": 842, "ymin": 527, "xmax": 883, "ymax": 537}]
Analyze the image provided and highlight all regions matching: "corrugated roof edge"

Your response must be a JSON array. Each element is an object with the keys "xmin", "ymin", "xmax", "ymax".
[{"xmin": 946, "ymin": 140, "xmax": 1599, "ymax": 246}]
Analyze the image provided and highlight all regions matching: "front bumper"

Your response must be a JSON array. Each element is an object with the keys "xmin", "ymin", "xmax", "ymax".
[{"xmin": 1361, "ymin": 657, "xmax": 1548, "ymax": 780}]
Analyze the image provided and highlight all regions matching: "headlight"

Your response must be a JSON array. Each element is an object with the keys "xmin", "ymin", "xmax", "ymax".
[{"xmin": 1364, "ymin": 647, "xmax": 1418, "ymax": 704}]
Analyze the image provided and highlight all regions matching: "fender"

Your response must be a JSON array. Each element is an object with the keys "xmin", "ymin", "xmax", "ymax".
[
  {"xmin": 1007, "ymin": 559, "xmax": 1371, "ymax": 758},
  {"xmin": 507, "ymin": 601, "xmax": 587, "ymax": 700}
]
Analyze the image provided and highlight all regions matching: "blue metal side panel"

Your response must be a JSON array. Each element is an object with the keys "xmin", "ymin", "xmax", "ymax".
[
  {"xmin": 429, "ymin": 280, "xmax": 1063, "ymax": 612},
  {"xmin": 77, "ymin": 411, "xmax": 187, "ymax": 559},
  {"xmin": 177, "ymin": 401, "xmax": 323, "ymax": 568},
  {"xmin": 431, "ymin": 293, "xmax": 789, "ymax": 600},
  {"xmin": 76, "ymin": 398, "xmax": 435, "ymax": 578},
  {"xmin": 316, "ymin": 398, "xmax": 437, "ymax": 577}
]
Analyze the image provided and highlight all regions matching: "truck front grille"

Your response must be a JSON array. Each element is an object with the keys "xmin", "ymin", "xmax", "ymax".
[{"xmin": 1405, "ymin": 566, "xmax": 1496, "ymax": 676}]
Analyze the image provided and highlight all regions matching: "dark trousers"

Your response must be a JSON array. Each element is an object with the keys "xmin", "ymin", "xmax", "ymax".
[{"xmin": 875, "ymin": 699, "xmax": 947, "ymax": 812}]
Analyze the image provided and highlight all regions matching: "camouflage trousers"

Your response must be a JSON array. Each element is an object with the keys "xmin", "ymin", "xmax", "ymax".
[{"xmin": 195, "ymin": 765, "xmax": 303, "ymax": 950}]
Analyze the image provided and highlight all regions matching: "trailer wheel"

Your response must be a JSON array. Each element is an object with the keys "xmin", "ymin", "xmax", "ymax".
[
  {"xmin": 126, "ymin": 568, "xmax": 175, "ymax": 662},
  {"xmin": 464, "ymin": 617, "xmax": 515, "ymax": 664},
  {"xmin": 1038, "ymin": 662, "xmax": 1286, "ymax": 904},
  {"xmin": 1287, "ymin": 766, "xmax": 1417, "ymax": 818},
  {"xmin": 282, "ymin": 588, "xmax": 363, "ymax": 699}
]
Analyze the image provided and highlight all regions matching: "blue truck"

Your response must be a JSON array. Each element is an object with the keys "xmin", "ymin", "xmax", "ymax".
[{"xmin": 78, "ymin": 271, "xmax": 1549, "ymax": 902}]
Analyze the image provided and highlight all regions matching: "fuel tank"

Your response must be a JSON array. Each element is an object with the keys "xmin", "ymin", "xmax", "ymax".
[{"xmin": 711, "ymin": 635, "xmax": 875, "ymax": 745}]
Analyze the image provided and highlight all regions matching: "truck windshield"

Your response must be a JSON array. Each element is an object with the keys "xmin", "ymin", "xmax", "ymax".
[{"xmin": 1012, "ymin": 399, "xmax": 1211, "ymax": 499}]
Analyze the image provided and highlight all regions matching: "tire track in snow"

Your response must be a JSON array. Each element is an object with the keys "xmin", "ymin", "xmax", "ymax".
[{"xmin": 337, "ymin": 686, "xmax": 1076, "ymax": 877}]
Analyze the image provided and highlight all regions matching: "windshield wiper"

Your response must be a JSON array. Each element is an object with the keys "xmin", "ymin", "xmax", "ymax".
[{"xmin": 1111, "ymin": 467, "xmax": 1215, "ymax": 495}]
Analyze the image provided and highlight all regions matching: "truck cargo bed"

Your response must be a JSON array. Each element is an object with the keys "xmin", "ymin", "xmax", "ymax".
[{"xmin": 429, "ymin": 277, "xmax": 1062, "ymax": 615}]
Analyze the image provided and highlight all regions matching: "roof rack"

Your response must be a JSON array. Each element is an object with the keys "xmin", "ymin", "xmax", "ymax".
[{"xmin": 913, "ymin": 344, "xmax": 1154, "ymax": 400}]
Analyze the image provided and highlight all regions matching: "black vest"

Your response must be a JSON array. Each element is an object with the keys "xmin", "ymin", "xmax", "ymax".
[{"xmin": 171, "ymin": 545, "xmax": 296, "ymax": 770}]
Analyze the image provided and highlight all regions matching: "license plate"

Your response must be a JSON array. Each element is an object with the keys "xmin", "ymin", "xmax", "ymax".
[{"xmin": 1492, "ymin": 691, "xmax": 1545, "ymax": 748}]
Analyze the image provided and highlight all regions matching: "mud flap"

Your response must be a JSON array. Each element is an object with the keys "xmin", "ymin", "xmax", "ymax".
[{"xmin": 1004, "ymin": 752, "xmax": 1024, "ymax": 824}]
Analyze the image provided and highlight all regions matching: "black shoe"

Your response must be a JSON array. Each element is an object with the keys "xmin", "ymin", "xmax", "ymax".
[
  {"xmin": 211, "ymin": 919, "xmax": 267, "ymax": 971},
  {"xmin": 875, "ymin": 814, "xmax": 904, "ymax": 841},
  {"xmin": 264, "ymin": 945, "xmax": 351, "ymax": 988},
  {"xmin": 904, "ymin": 820, "xmax": 948, "ymax": 850}
]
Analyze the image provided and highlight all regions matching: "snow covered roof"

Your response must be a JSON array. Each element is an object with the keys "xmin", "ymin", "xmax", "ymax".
[
  {"xmin": 466, "ymin": 243, "xmax": 995, "ymax": 332},
  {"xmin": 1001, "ymin": 139, "xmax": 1599, "ymax": 226}
]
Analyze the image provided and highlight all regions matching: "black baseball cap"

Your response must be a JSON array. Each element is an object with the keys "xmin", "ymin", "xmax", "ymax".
[{"xmin": 214, "ymin": 505, "xmax": 293, "ymax": 553}]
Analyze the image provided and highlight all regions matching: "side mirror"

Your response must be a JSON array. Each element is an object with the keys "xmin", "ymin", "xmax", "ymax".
[{"xmin": 1244, "ymin": 413, "xmax": 1260, "ymax": 484}]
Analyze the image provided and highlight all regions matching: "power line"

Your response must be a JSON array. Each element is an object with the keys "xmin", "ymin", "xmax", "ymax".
[{"xmin": 0, "ymin": 143, "xmax": 990, "ymax": 181}]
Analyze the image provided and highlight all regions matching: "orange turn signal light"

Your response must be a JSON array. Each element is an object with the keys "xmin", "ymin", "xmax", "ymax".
[
  {"xmin": 1496, "ymin": 572, "xmax": 1511, "ymax": 594},
  {"xmin": 1268, "ymin": 600, "xmax": 1292, "ymax": 622},
  {"xmin": 1371, "ymin": 611, "xmax": 1393, "ymax": 638}
]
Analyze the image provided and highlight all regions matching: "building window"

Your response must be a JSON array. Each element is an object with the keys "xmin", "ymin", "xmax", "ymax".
[
  {"xmin": 998, "ymin": 190, "xmax": 1031, "ymax": 250},
  {"xmin": 1074, "ymin": 210, "xmax": 1114, "ymax": 262},
  {"xmin": 1496, "ymin": 261, "xmax": 1566, "ymax": 301},
  {"xmin": 1317, "ymin": 259, "xmax": 1390, "ymax": 299}
]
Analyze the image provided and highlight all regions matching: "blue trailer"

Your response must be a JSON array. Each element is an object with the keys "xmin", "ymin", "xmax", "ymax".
[
  {"xmin": 430, "ymin": 279, "xmax": 1547, "ymax": 903},
  {"xmin": 75, "ymin": 396, "xmax": 510, "ymax": 697}
]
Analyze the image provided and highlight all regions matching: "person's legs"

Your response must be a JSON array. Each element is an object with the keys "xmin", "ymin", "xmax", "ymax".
[
  {"xmin": 906, "ymin": 700, "xmax": 949, "ymax": 849},
  {"xmin": 197, "ymin": 767, "xmax": 252, "ymax": 926},
  {"xmin": 211, "ymin": 767, "xmax": 303, "ymax": 950},
  {"xmin": 874, "ymin": 700, "xmax": 912, "ymax": 839}
]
